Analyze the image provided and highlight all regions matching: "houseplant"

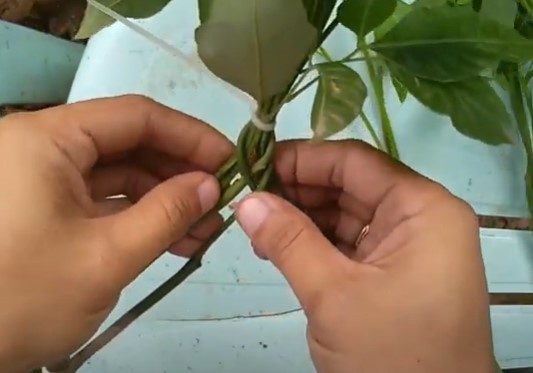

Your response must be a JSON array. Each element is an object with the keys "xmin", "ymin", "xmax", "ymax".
[{"xmin": 39, "ymin": 0, "xmax": 533, "ymax": 372}]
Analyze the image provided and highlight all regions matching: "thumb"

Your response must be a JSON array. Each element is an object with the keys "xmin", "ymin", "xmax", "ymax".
[
  {"xmin": 98, "ymin": 171, "xmax": 219, "ymax": 284},
  {"xmin": 235, "ymin": 192, "xmax": 353, "ymax": 310}
]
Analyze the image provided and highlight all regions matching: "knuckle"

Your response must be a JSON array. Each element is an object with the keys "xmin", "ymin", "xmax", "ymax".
[{"xmin": 405, "ymin": 179, "xmax": 479, "ymax": 228}]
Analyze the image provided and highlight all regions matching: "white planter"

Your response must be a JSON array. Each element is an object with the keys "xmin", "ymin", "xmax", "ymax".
[
  {"xmin": 67, "ymin": 0, "xmax": 533, "ymax": 370},
  {"xmin": 0, "ymin": 21, "xmax": 84, "ymax": 105}
]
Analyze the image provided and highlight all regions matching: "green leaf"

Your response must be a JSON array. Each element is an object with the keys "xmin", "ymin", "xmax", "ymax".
[
  {"xmin": 479, "ymin": 0, "xmax": 517, "ymax": 26},
  {"xmin": 374, "ymin": 0, "xmax": 411, "ymax": 39},
  {"xmin": 472, "ymin": 0, "xmax": 482, "ymax": 11},
  {"xmin": 391, "ymin": 65, "xmax": 513, "ymax": 145},
  {"xmin": 75, "ymin": 0, "xmax": 172, "ymax": 39},
  {"xmin": 198, "ymin": 0, "xmax": 214, "ymax": 23},
  {"xmin": 447, "ymin": 0, "xmax": 471, "ymax": 5},
  {"xmin": 391, "ymin": 74, "xmax": 408, "ymax": 102},
  {"xmin": 338, "ymin": 0, "xmax": 397, "ymax": 37},
  {"xmin": 526, "ymin": 67, "xmax": 533, "ymax": 84},
  {"xmin": 413, "ymin": 0, "xmax": 447, "ymax": 8},
  {"xmin": 521, "ymin": 0, "xmax": 533, "ymax": 16},
  {"xmin": 372, "ymin": 5, "xmax": 533, "ymax": 82},
  {"xmin": 302, "ymin": 0, "xmax": 337, "ymax": 31},
  {"xmin": 195, "ymin": 0, "xmax": 318, "ymax": 104},
  {"xmin": 311, "ymin": 62, "xmax": 368, "ymax": 139}
]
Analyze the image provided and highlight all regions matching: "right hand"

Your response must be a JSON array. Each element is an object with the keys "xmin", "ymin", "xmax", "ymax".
[{"xmin": 235, "ymin": 140, "xmax": 493, "ymax": 373}]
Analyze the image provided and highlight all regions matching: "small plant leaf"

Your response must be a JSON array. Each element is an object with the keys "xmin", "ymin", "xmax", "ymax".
[
  {"xmin": 391, "ymin": 65, "xmax": 513, "ymax": 145},
  {"xmin": 311, "ymin": 62, "xmax": 368, "ymax": 140},
  {"xmin": 338, "ymin": 0, "xmax": 397, "ymax": 37},
  {"xmin": 75, "ymin": 0, "xmax": 172, "ymax": 39},
  {"xmin": 374, "ymin": 0, "xmax": 411, "ymax": 39},
  {"xmin": 302, "ymin": 0, "xmax": 337, "ymax": 32},
  {"xmin": 391, "ymin": 74, "xmax": 408, "ymax": 102},
  {"xmin": 372, "ymin": 5, "xmax": 533, "ymax": 82},
  {"xmin": 195, "ymin": 0, "xmax": 318, "ymax": 104}
]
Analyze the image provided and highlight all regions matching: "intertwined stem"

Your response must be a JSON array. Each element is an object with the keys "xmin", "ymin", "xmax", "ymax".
[
  {"xmin": 47, "ymin": 15, "xmax": 339, "ymax": 373},
  {"xmin": 360, "ymin": 40, "xmax": 399, "ymax": 159}
]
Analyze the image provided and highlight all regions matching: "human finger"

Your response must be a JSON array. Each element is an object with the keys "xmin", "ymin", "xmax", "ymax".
[
  {"xmin": 31, "ymin": 95, "xmax": 234, "ymax": 173},
  {"xmin": 92, "ymin": 172, "xmax": 219, "ymax": 287},
  {"xmin": 89, "ymin": 163, "xmax": 159, "ymax": 202},
  {"xmin": 235, "ymin": 192, "xmax": 360, "ymax": 311},
  {"xmin": 274, "ymin": 140, "xmax": 425, "ymax": 221},
  {"xmin": 168, "ymin": 212, "xmax": 223, "ymax": 257}
]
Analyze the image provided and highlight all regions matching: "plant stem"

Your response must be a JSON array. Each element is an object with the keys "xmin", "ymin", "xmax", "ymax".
[
  {"xmin": 360, "ymin": 41, "xmax": 399, "ymax": 159},
  {"xmin": 51, "ymin": 120, "xmax": 277, "ymax": 372},
  {"xmin": 49, "ymin": 216, "xmax": 236, "ymax": 373},
  {"xmin": 319, "ymin": 18, "xmax": 339, "ymax": 46},
  {"xmin": 510, "ymin": 71, "xmax": 533, "ymax": 157},
  {"xmin": 316, "ymin": 46, "xmax": 334, "ymax": 62},
  {"xmin": 286, "ymin": 77, "xmax": 319, "ymax": 103},
  {"xmin": 300, "ymin": 57, "xmax": 369, "ymax": 75},
  {"xmin": 342, "ymin": 48, "xmax": 360, "ymax": 62},
  {"xmin": 503, "ymin": 62, "xmax": 533, "ymax": 220},
  {"xmin": 361, "ymin": 111, "xmax": 384, "ymax": 150}
]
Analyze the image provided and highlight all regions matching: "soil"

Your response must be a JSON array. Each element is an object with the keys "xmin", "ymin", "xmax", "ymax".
[{"xmin": 1, "ymin": 0, "xmax": 86, "ymax": 39}]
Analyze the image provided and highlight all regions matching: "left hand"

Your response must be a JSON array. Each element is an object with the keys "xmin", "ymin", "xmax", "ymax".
[{"xmin": 0, "ymin": 95, "xmax": 233, "ymax": 372}]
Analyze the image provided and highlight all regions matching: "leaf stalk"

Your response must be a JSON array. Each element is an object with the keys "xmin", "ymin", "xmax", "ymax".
[{"xmin": 360, "ymin": 40, "xmax": 399, "ymax": 159}]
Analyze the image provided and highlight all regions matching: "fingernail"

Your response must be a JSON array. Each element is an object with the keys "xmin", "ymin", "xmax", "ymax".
[
  {"xmin": 237, "ymin": 196, "xmax": 271, "ymax": 237},
  {"xmin": 197, "ymin": 177, "xmax": 219, "ymax": 212}
]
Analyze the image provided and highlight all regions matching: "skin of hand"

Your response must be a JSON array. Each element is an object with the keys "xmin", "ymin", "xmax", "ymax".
[
  {"xmin": 235, "ymin": 140, "xmax": 493, "ymax": 373},
  {"xmin": 0, "ymin": 95, "xmax": 233, "ymax": 373}
]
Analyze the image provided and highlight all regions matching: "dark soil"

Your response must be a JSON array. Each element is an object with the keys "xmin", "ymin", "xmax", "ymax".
[{"xmin": 1, "ymin": 0, "xmax": 86, "ymax": 39}]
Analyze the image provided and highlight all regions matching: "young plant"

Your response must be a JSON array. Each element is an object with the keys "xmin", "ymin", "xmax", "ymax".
[{"xmin": 40, "ymin": 0, "xmax": 533, "ymax": 372}]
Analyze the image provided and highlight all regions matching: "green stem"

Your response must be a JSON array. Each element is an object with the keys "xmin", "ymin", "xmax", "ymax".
[
  {"xmin": 361, "ymin": 111, "xmax": 384, "ymax": 150},
  {"xmin": 53, "ymin": 122, "xmax": 277, "ymax": 372},
  {"xmin": 54, "ymin": 216, "xmax": 237, "ymax": 373},
  {"xmin": 236, "ymin": 123, "xmax": 257, "ymax": 190},
  {"xmin": 506, "ymin": 64, "xmax": 533, "ymax": 157},
  {"xmin": 300, "ymin": 57, "xmax": 368, "ymax": 75},
  {"xmin": 319, "ymin": 18, "xmax": 339, "ymax": 46},
  {"xmin": 361, "ymin": 41, "xmax": 399, "ymax": 159},
  {"xmin": 499, "ymin": 62, "xmax": 533, "ymax": 225},
  {"xmin": 342, "ymin": 48, "xmax": 360, "ymax": 62},
  {"xmin": 286, "ymin": 77, "xmax": 319, "ymax": 103},
  {"xmin": 316, "ymin": 46, "xmax": 334, "ymax": 62}
]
